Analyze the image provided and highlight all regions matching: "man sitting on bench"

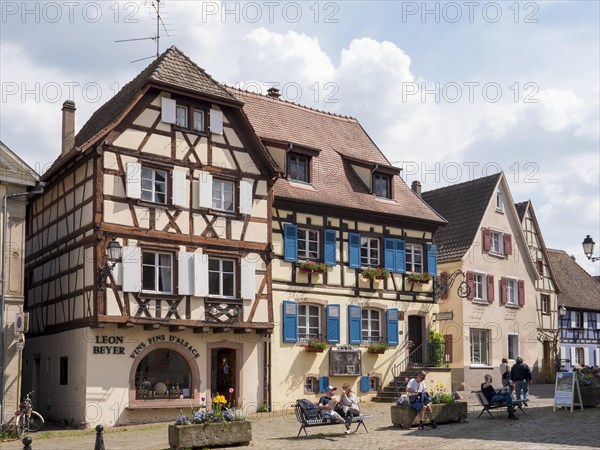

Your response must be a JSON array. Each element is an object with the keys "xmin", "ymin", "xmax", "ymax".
[
  {"xmin": 318, "ymin": 386, "xmax": 347, "ymax": 428},
  {"xmin": 481, "ymin": 374, "xmax": 518, "ymax": 420}
]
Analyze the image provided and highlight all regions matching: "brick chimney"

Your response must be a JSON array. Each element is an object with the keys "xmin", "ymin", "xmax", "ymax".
[
  {"xmin": 61, "ymin": 100, "xmax": 76, "ymax": 156},
  {"xmin": 411, "ymin": 180, "xmax": 422, "ymax": 197}
]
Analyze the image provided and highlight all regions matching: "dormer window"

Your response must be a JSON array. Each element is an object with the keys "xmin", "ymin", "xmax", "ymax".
[
  {"xmin": 288, "ymin": 153, "xmax": 309, "ymax": 183},
  {"xmin": 174, "ymin": 103, "xmax": 207, "ymax": 132},
  {"xmin": 373, "ymin": 173, "xmax": 391, "ymax": 198},
  {"xmin": 176, "ymin": 105, "xmax": 188, "ymax": 127}
]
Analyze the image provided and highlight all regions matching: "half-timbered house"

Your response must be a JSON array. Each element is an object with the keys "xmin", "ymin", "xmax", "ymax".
[
  {"xmin": 228, "ymin": 87, "xmax": 447, "ymax": 404},
  {"xmin": 22, "ymin": 47, "xmax": 279, "ymax": 427}
]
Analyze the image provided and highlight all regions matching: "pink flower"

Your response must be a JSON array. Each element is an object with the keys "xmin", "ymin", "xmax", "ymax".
[{"xmin": 229, "ymin": 388, "xmax": 234, "ymax": 393}]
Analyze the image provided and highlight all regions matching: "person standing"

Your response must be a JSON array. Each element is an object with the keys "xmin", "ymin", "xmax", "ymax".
[
  {"xmin": 500, "ymin": 358, "xmax": 511, "ymax": 388},
  {"xmin": 407, "ymin": 370, "xmax": 437, "ymax": 430},
  {"xmin": 510, "ymin": 356, "xmax": 532, "ymax": 406}
]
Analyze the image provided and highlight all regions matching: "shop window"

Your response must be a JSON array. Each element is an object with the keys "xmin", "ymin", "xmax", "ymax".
[{"xmin": 135, "ymin": 349, "xmax": 192, "ymax": 399}]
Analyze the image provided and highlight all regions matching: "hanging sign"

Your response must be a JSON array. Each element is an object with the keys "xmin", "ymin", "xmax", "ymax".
[{"xmin": 434, "ymin": 311, "xmax": 454, "ymax": 321}]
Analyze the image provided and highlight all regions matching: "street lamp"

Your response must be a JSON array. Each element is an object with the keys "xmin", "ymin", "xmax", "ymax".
[
  {"xmin": 0, "ymin": 182, "xmax": 46, "ymax": 426},
  {"xmin": 559, "ymin": 304, "xmax": 567, "ymax": 317},
  {"xmin": 97, "ymin": 238, "xmax": 122, "ymax": 290},
  {"xmin": 582, "ymin": 235, "xmax": 600, "ymax": 262}
]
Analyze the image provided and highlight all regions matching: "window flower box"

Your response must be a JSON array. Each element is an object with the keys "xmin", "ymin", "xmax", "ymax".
[
  {"xmin": 406, "ymin": 272, "xmax": 433, "ymax": 284},
  {"xmin": 168, "ymin": 421, "xmax": 252, "ymax": 449},
  {"xmin": 305, "ymin": 339, "xmax": 328, "ymax": 352},
  {"xmin": 391, "ymin": 402, "xmax": 467, "ymax": 429},
  {"xmin": 297, "ymin": 261, "xmax": 327, "ymax": 274},
  {"xmin": 367, "ymin": 343, "xmax": 389, "ymax": 354},
  {"xmin": 361, "ymin": 267, "xmax": 390, "ymax": 281}
]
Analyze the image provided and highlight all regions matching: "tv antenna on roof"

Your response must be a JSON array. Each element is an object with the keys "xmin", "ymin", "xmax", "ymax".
[{"xmin": 115, "ymin": 0, "xmax": 174, "ymax": 63}]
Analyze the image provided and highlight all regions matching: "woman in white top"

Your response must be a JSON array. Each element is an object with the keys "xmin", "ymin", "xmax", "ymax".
[
  {"xmin": 340, "ymin": 383, "xmax": 360, "ymax": 433},
  {"xmin": 406, "ymin": 370, "xmax": 437, "ymax": 430},
  {"xmin": 500, "ymin": 358, "xmax": 511, "ymax": 388}
]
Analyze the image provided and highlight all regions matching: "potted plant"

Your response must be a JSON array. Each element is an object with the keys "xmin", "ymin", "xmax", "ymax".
[
  {"xmin": 367, "ymin": 343, "xmax": 389, "ymax": 354},
  {"xmin": 575, "ymin": 367, "xmax": 600, "ymax": 407},
  {"xmin": 297, "ymin": 260, "xmax": 328, "ymax": 274},
  {"xmin": 361, "ymin": 267, "xmax": 390, "ymax": 281},
  {"xmin": 305, "ymin": 339, "xmax": 328, "ymax": 352},
  {"xmin": 406, "ymin": 272, "xmax": 433, "ymax": 284},
  {"xmin": 169, "ymin": 389, "xmax": 252, "ymax": 449}
]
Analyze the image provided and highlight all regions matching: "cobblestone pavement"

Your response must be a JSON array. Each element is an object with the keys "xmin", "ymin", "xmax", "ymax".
[{"xmin": 2, "ymin": 385, "xmax": 599, "ymax": 450}]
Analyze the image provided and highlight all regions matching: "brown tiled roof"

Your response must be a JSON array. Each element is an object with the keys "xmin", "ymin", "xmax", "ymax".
[
  {"xmin": 75, "ymin": 46, "xmax": 237, "ymax": 149},
  {"xmin": 421, "ymin": 173, "xmax": 502, "ymax": 263},
  {"xmin": 547, "ymin": 249, "xmax": 600, "ymax": 311},
  {"xmin": 227, "ymin": 88, "xmax": 446, "ymax": 224},
  {"xmin": 515, "ymin": 201, "xmax": 528, "ymax": 222}
]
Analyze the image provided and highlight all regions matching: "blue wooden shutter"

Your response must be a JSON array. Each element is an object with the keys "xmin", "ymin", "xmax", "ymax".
[
  {"xmin": 283, "ymin": 224, "xmax": 298, "ymax": 262},
  {"xmin": 426, "ymin": 243, "xmax": 438, "ymax": 276},
  {"xmin": 360, "ymin": 376, "xmax": 371, "ymax": 393},
  {"xmin": 319, "ymin": 376, "xmax": 330, "ymax": 393},
  {"xmin": 384, "ymin": 238, "xmax": 396, "ymax": 272},
  {"xmin": 324, "ymin": 229, "xmax": 337, "ymax": 266},
  {"xmin": 386, "ymin": 308, "xmax": 399, "ymax": 346},
  {"xmin": 395, "ymin": 240, "xmax": 406, "ymax": 274},
  {"xmin": 348, "ymin": 233, "xmax": 361, "ymax": 268},
  {"xmin": 282, "ymin": 301, "xmax": 298, "ymax": 343},
  {"xmin": 348, "ymin": 304, "xmax": 362, "ymax": 344},
  {"xmin": 326, "ymin": 304, "xmax": 340, "ymax": 344}
]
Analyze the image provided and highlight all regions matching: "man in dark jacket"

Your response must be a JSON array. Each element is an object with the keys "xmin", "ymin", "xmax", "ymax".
[{"xmin": 510, "ymin": 356, "xmax": 532, "ymax": 406}]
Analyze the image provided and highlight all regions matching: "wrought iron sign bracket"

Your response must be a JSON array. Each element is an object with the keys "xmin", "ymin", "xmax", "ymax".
[{"xmin": 433, "ymin": 269, "xmax": 471, "ymax": 302}]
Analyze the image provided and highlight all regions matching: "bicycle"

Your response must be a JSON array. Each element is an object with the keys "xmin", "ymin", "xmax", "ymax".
[{"xmin": 15, "ymin": 391, "xmax": 44, "ymax": 438}]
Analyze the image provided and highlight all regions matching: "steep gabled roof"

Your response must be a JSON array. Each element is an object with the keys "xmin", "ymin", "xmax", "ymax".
[
  {"xmin": 0, "ymin": 140, "xmax": 39, "ymax": 186},
  {"xmin": 421, "ymin": 173, "xmax": 502, "ymax": 263},
  {"xmin": 547, "ymin": 249, "xmax": 600, "ymax": 311},
  {"xmin": 75, "ymin": 46, "xmax": 237, "ymax": 150},
  {"xmin": 227, "ymin": 88, "xmax": 446, "ymax": 224},
  {"xmin": 515, "ymin": 201, "xmax": 528, "ymax": 222}
]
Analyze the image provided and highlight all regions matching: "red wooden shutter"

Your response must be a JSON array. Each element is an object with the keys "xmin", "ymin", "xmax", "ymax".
[
  {"xmin": 518, "ymin": 279, "xmax": 525, "ymax": 305},
  {"xmin": 487, "ymin": 275, "xmax": 495, "ymax": 303},
  {"xmin": 440, "ymin": 272, "xmax": 448, "ymax": 300},
  {"xmin": 501, "ymin": 277, "xmax": 508, "ymax": 304},
  {"xmin": 444, "ymin": 334, "xmax": 453, "ymax": 364},
  {"xmin": 467, "ymin": 271, "xmax": 474, "ymax": 300},
  {"xmin": 504, "ymin": 234, "xmax": 512, "ymax": 256},
  {"xmin": 483, "ymin": 228, "xmax": 491, "ymax": 251}
]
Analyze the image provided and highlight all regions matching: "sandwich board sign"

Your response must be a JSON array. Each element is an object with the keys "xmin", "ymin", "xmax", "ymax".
[{"xmin": 553, "ymin": 372, "xmax": 583, "ymax": 412}]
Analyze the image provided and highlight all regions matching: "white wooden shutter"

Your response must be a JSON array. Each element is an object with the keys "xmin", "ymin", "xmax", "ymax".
[
  {"xmin": 597, "ymin": 312, "xmax": 600, "ymax": 329},
  {"xmin": 161, "ymin": 97, "xmax": 176, "ymax": 124},
  {"xmin": 172, "ymin": 169, "xmax": 188, "ymax": 207},
  {"xmin": 198, "ymin": 170, "xmax": 213, "ymax": 209},
  {"xmin": 583, "ymin": 312, "xmax": 588, "ymax": 329},
  {"xmin": 570, "ymin": 347, "xmax": 576, "ymax": 366},
  {"xmin": 239, "ymin": 178, "xmax": 253, "ymax": 215},
  {"xmin": 571, "ymin": 312, "xmax": 576, "ymax": 329},
  {"xmin": 240, "ymin": 256, "xmax": 256, "ymax": 300},
  {"xmin": 122, "ymin": 246, "xmax": 142, "ymax": 292},
  {"xmin": 596, "ymin": 348, "xmax": 600, "ymax": 366},
  {"xmin": 112, "ymin": 262, "xmax": 122, "ymax": 287},
  {"xmin": 210, "ymin": 109, "xmax": 223, "ymax": 134},
  {"xmin": 125, "ymin": 162, "xmax": 142, "ymax": 199},
  {"xmin": 193, "ymin": 251, "xmax": 208, "ymax": 297},
  {"xmin": 178, "ymin": 252, "xmax": 194, "ymax": 295}
]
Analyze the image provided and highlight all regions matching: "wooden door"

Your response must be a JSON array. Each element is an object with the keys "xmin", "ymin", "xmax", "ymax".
[{"xmin": 408, "ymin": 316, "xmax": 423, "ymax": 364}]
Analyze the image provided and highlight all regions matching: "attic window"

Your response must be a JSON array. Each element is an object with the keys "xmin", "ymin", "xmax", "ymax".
[
  {"xmin": 373, "ymin": 173, "xmax": 391, "ymax": 199},
  {"xmin": 288, "ymin": 153, "xmax": 310, "ymax": 183},
  {"xmin": 173, "ymin": 102, "xmax": 207, "ymax": 132},
  {"xmin": 496, "ymin": 192, "xmax": 504, "ymax": 212}
]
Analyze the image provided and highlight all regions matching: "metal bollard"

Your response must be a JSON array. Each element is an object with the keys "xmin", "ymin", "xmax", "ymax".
[
  {"xmin": 22, "ymin": 437, "xmax": 32, "ymax": 450},
  {"xmin": 94, "ymin": 424, "xmax": 105, "ymax": 450}
]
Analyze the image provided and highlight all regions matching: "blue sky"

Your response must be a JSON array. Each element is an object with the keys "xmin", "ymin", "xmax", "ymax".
[{"xmin": 1, "ymin": 1, "xmax": 599, "ymax": 274}]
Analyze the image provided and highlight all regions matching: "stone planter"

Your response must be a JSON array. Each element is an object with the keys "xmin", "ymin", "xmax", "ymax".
[
  {"xmin": 580, "ymin": 386, "xmax": 600, "ymax": 407},
  {"xmin": 391, "ymin": 402, "xmax": 468, "ymax": 429},
  {"xmin": 168, "ymin": 421, "xmax": 252, "ymax": 449}
]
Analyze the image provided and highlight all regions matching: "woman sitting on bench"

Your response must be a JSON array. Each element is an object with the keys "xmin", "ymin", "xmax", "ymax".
[{"xmin": 481, "ymin": 374, "xmax": 518, "ymax": 420}]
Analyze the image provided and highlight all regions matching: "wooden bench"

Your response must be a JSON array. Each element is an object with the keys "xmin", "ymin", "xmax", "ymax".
[
  {"xmin": 293, "ymin": 400, "xmax": 370, "ymax": 437},
  {"xmin": 472, "ymin": 391, "xmax": 526, "ymax": 419}
]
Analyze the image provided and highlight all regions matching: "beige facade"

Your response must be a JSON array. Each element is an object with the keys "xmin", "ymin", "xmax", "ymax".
[
  {"xmin": 433, "ymin": 175, "xmax": 540, "ymax": 391},
  {"xmin": 0, "ymin": 141, "xmax": 38, "ymax": 425}
]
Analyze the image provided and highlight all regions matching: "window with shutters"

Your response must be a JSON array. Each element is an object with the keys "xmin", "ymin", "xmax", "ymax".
[
  {"xmin": 508, "ymin": 334, "xmax": 519, "ymax": 360},
  {"xmin": 208, "ymin": 258, "xmax": 235, "ymax": 298},
  {"xmin": 298, "ymin": 304, "xmax": 321, "ymax": 341},
  {"xmin": 361, "ymin": 309, "xmax": 382, "ymax": 343},
  {"xmin": 193, "ymin": 109, "xmax": 205, "ymax": 132},
  {"xmin": 288, "ymin": 153, "xmax": 310, "ymax": 183},
  {"xmin": 541, "ymin": 294, "xmax": 550, "ymax": 315},
  {"xmin": 373, "ymin": 173, "xmax": 391, "ymax": 198},
  {"xmin": 360, "ymin": 237, "xmax": 380, "ymax": 267},
  {"xmin": 406, "ymin": 243, "xmax": 423, "ymax": 273},
  {"xmin": 173, "ymin": 103, "xmax": 207, "ymax": 133},
  {"xmin": 470, "ymin": 328, "xmax": 490, "ymax": 365},
  {"xmin": 212, "ymin": 179, "xmax": 235, "ymax": 212},
  {"xmin": 141, "ymin": 167, "xmax": 167, "ymax": 204},
  {"xmin": 473, "ymin": 273, "xmax": 487, "ymax": 302},
  {"xmin": 491, "ymin": 231, "xmax": 504, "ymax": 255},
  {"xmin": 298, "ymin": 228, "xmax": 319, "ymax": 260},
  {"xmin": 506, "ymin": 278, "xmax": 518, "ymax": 305},
  {"xmin": 574, "ymin": 347, "xmax": 585, "ymax": 366},
  {"xmin": 142, "ymin": 251, "xmax": 173, "ymax": 294},
  {"xmin": 304, "ymin": 376, "xmax": 319, "ymax": 394},
  {"xmin": 176, "ymin": 105, "xmax": 188, "ymax": 127},
  {"xmin": 370, "ymin": 376, "xmax": 381, "ymax": 392}
]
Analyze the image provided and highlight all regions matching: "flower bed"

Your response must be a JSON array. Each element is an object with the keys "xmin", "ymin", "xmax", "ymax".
[
  {"xmin": 390, "ymin": 402, "xmax": 468, "ymax": 428},
  {"xmin": 168, "ymin": 420, "xmax": 251, "ymax": 449}
]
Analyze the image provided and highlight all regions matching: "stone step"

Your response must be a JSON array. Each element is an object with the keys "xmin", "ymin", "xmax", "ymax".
[{"xmin": 371, "ymin": 396, "xmax": 397, "ymax": 403}]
